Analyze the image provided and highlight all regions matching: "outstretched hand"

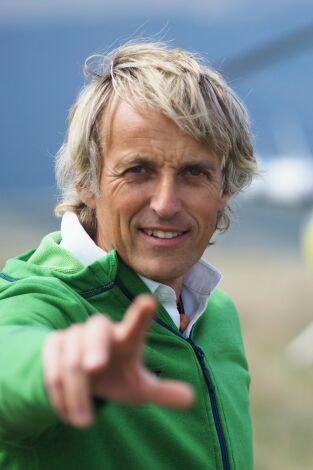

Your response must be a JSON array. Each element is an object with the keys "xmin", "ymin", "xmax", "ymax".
[{"xmin": 43, "ymin": 294, "xmax": 194, "ymax": 428}]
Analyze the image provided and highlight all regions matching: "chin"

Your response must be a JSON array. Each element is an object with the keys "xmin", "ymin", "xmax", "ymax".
[{"xmin": 137, "ymin": 263, "xmax": 185, "ymax": 284}]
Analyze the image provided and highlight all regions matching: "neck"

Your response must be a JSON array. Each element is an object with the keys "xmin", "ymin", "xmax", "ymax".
[{"xmin": 163, "ymin": 277, "xmax": 183, "ymax": 301}]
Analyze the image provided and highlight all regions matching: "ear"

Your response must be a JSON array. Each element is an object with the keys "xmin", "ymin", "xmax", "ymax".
[
  {"xmin": 218, "ymin": 192, "xmax": 231, "ymax": 211},
  {"xmin": 76, "ymin": 184, "xmax": 97, "ymax": 209}
]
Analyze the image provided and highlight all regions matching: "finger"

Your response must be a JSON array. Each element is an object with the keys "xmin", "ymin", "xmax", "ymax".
[
  {"xmin": 82, "ymin": 315, "xmax": 114, "ymax": 372},
  {"xmin": 43, "ymin": 331, "xmax": 68, "ymax": 420},
  {"xmin": 116, "ymin": 294, "xmax": 157, "ymax": 348},
  {"xmin": 140, "ymin": 372, "xmax": 195, "ymax": 409},
  {"xmin": 62, "ymin": 325, "xmax": 94, "ymax": 428}
]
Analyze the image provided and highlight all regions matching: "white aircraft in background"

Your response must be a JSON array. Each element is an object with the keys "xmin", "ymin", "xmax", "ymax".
[
  {"xmin": 246, "ymin": 154, "xmax": 313, "ymax": 207},
  {"xmin": 245, "ymin": 115, "xmax": 313, "ymax": 207}
]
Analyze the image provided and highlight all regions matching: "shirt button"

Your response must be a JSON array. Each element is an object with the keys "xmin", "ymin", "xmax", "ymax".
[{"xmin": 157, "ymin": 292, "xmax": 168, "ymax": 302}]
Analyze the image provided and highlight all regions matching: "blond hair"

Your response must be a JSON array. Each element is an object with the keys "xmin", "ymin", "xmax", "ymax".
[{"xmin": 55, "ymin": 41, "xmax": 257, "ymax": 234}]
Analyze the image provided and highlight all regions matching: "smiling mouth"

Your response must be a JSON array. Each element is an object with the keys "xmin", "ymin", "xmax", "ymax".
[{"xmin": 141, "ymin": 229, "xmax": 186, "ymax": 239}]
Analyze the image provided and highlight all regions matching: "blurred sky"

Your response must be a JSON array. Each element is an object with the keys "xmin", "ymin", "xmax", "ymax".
[
  {"xmin": 1, "ymin": 0, "xmax": 313, "ymax": 249},
  {"xmin": 1, "ymin": 0, "xmax": 312, "ymax": 24},
  {"xmin": 1, "ymin": 10, "xmax": 310, "ymax": 258}
]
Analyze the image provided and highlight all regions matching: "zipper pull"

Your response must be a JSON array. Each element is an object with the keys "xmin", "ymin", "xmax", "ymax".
[{"xmin": 193, "ymin": 345, "xmax": 216, "ymax": 393}]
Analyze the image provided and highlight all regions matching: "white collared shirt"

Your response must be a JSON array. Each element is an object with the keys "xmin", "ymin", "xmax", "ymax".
[{"xmin": 60, "ymin": 212, "xmax": 222, "ymax": 337}]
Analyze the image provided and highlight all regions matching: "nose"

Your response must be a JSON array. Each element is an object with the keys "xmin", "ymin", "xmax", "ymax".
[{"xmin": 150, "ymin": 176, "xmax": 181, "ymax": 219}]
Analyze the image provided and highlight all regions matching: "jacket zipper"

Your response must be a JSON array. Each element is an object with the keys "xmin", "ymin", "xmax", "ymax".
[
  {"xmin": 115, "ymin": 277, "xmax": 230, "ymax": 470},
  {"xmin": 186, "ymin": 336, "xmax": 230, "ymax": 470},
  {"xmin": 157, "ymin": 319, "xmax": 230, "ymax": 470}
]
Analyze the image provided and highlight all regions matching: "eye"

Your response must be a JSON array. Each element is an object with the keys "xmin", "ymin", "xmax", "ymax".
[
  {"xmin": 185, "ymin": 166, "xmax": 205, "ymax": 177},
  {"xmin": 127, "ymin": 165, "xmax": 146, "ymax": 174}
]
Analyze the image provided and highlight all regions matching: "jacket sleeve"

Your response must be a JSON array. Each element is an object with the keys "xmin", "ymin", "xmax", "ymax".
[{"xmin": 0, "ymin": 277, "xmax": 87, "ymax": 443}]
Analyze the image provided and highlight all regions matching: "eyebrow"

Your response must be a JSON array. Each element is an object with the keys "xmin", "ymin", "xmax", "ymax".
[
  {"xmin": 116, "ymin": 154, "xmax": 220, "ymax": 172},
  {"xmin": 114, "ymin": 155, "xmax": 156, "ymax": 171}
]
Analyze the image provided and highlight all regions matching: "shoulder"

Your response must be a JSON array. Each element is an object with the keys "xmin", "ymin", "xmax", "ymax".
[
  {"xmin": 0, "ymin": 271, "xmax": 88, "ymax": 329},
  {"xmin": 203, "ymin": 288, "xmax": 244, "ymax": 340},
  {"xmin": 208, "ymin": 288, "xmax": 239, "ymax": 315}
]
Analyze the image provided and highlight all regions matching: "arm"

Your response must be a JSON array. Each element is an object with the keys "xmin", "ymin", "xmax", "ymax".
[
  {"xmin": 0, "ymin": 280, "xmax": 82, "ymax": 440},
  {"xmin": 0, "ymin": 282, "xmax": 193, "ymax": 439}
]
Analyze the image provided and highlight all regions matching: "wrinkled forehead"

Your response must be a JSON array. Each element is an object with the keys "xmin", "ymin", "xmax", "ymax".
[
  {"xmin": 97, "ymin": 96, "xmax": 221, "ymax": 165},
  {"xmin": 95, "ymin": 98, "xmax": 223, "ymax": 179}
]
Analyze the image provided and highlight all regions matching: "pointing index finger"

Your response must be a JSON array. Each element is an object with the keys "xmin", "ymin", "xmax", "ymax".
[{"xmin": 116, "ymin": 294, "xmax": 157, "ymax": 348}]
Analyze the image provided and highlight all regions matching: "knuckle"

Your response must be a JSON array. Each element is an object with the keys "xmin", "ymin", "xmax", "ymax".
[
  {"xmin": 67, "ymin": 323, "xmax": 83, "ymax": 336},
  {"xmin": 65, "ymin": 355, "xmax": 82, "ymax": 373},
  {"xmin": 47, "ymin": 370, "xmax": 63, "ymax": 391},
  {"xmin": 89, "ymin": 314, "xmax": 111, "ymax": 329}
]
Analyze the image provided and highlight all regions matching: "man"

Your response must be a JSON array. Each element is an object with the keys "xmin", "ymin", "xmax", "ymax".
[{"xmin": 0, "ymin": 42, "xmax": 257, "ymax": 469}]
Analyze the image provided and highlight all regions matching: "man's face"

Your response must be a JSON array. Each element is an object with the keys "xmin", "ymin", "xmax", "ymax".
[{"xmin": 87, "ymin": 100, "xmax": 229, "ymax": 294}]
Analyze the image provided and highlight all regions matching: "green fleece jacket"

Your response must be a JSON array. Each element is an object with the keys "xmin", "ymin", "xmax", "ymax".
[{"xmin": 0, "ymin": 232, "xmax": 252, "ymax": 470}]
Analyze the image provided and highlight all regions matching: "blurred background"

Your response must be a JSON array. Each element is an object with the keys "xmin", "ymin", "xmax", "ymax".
[{"xmin": 1, "ymin": 1, "xmax": 313, "ymax": 468}]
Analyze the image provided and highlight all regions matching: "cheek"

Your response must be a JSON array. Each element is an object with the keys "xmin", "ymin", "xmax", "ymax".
[
  {"xmin": 187, "ymin": 191, "xmax": 220, "ymax": 217},
  {"xmin": 116, "ymin": 190, "xmax": 148, "ymax": 220},
  {"xmin": 97, "ymin": 190, "xmax": 145, "ymax": 239},
  {"xmin": 193, "ymin": 202, "xmax": 221, "ymax": 237}
]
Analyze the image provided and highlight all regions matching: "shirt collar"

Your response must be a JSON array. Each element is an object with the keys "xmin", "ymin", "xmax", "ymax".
[{"xmin": 60, "ymin": 211, "xmax": 107, "ymax": 265}]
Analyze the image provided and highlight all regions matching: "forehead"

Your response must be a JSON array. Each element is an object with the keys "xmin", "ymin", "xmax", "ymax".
[{"xmin": 100, "ymin": 99, "xmax": 218, "ymax": 165}]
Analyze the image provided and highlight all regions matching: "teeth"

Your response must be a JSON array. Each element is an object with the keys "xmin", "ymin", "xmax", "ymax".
[{"xmin": 143, "ymin": 229, "xmax": 182, "ymax": 239}]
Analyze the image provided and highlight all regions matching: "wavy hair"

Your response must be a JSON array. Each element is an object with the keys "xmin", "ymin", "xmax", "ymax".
[{"xmin": 55, "ymin": 41, "xmax": 257, "ymax": 235}]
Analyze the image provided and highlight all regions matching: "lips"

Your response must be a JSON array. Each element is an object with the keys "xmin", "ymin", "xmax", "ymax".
[{"xmin": 141, "ymin": 229, "xmax": 186, "ymax": 239}]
